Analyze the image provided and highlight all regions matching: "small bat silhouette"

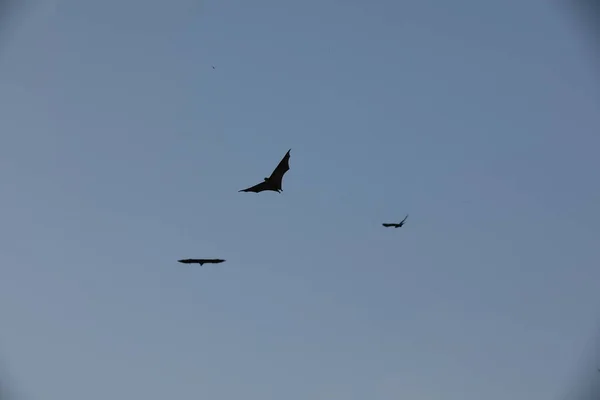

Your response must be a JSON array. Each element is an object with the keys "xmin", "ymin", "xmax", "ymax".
[
  {"xmin": 382, "ymin": 214, "xmax": 409, "ymax": 228},
  {"xmin": 178, "ymin": 259, "xmax": 225, "ymax": 266},
  {"xmin": 239, "ymin": 149, "xmax": 291, "ymax": 193}
]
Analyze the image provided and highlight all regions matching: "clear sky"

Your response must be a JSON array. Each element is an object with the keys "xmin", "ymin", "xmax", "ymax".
[{"xmin": 1, "ymin": 0, "xmax": 599, "ymax": 399}]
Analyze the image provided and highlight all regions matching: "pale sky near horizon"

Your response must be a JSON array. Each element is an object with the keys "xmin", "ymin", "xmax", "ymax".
[{"xmin": 1, "ymin": 1, "xmax": 600, "ymax": 399}]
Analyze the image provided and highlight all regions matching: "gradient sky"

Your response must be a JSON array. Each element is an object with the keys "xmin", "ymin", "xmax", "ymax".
[{"xmin": 1, "ymin": 1, "xmax": 600, "ymax": 399}]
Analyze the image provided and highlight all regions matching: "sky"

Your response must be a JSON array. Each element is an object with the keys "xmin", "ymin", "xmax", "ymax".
[{"xmin": 1, "ymin": 0, "xmax": 600, "ymax": 399}]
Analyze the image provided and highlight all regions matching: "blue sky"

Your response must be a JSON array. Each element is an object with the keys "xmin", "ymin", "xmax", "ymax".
[{"xmin": 1, "ymin": 0, "xmax": 599, "ymax": 399}]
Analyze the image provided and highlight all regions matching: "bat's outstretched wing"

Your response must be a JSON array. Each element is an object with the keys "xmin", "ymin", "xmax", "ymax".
[
  {"xmin": 382, "ymin": 223, "xmax": 395, "ymax": 227},
  {"xmin": 400, "ymin": 214, "xmax": 409, "ymax": 224},
  {"xmin": 239, "ymin": 180, "xmax": 271, "ymax": 193},
  {"xmin": 198, "ymin": 259, "xmax": 226, "ymax": 266},
  {"xmin": 267, "ymin": 149, "xmax": 291, "ymax": 189},
  {"xmin": 239, "ymin": 149, "xmax": 291, "ymax": 193}
]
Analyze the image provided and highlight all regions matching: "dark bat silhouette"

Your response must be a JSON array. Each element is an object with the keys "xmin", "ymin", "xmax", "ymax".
[
  {"xmin": 178, "ymin": 259, "xmax": 225, "ymax": 266},
  {"xmin": 239, "ymin": 149, "xmax": 291, "ymax": 193},
  {"xmin": 382, "ymin": 214, "xmax": 408, "ymax": 228}
]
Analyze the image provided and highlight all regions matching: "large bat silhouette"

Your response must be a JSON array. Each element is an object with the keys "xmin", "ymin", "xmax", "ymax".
[
  {"xmin": 239, "ymin": 149, "xmax": 291, "ymax": 193},
  {"xmin": 382, "ymin": 214, "xmax": 408, "ymax": 228},
  {"xmin": 178, "ymin": 259, "xmax": 225, "ymax": 266}
]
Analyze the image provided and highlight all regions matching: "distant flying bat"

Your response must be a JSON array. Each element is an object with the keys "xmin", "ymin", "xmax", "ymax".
[
  {"xmin": 382, "ymin": 214, "xmax": 408, "ymax": 228},
  {"xmin": 239, "ymin": 149, "xmax": 291, "ymax": 193},
  {"xmin": 212, "ymin": 65, "xmax": 215, "ymax": 69},
  {"xmin": 178, "ymin": 259, "xmax": 225, "ymax": 266}
]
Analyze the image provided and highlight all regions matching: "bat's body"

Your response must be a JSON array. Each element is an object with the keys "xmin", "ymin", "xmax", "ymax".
[
  {"xmin": 178, "ymin": 259, "xmax": 225, "ymax": 266},
  {"xmin": 382, "ymin": 214, "xmax": 409, "ymax": 228},
  {"xmin": 239, "ymin": 149, "xmax": 291, "ymax": 193}
]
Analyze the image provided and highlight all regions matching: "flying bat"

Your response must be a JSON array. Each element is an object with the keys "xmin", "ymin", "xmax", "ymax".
[
  {"xmin": 239, "ymin": 149, "xmax": 291, "ymax": 193},
  {"xmin": 177, "ymin": 259, "xmax": 225, "ymax": 266},
  {"xmin": 382, "ymin": 214, "xmax": 408, "ymax": 228}
]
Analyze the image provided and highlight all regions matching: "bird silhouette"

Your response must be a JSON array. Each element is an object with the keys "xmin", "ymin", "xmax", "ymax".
[{"xmin": 382, "ymin": 214, "xmax": 409, "ymax": 228}]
